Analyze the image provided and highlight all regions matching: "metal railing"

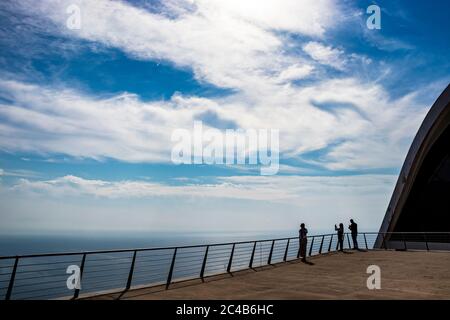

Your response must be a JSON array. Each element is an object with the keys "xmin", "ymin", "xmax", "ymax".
[{"xmin": 1, "ymin": 231, "xmax": 449, "ymax": 300}]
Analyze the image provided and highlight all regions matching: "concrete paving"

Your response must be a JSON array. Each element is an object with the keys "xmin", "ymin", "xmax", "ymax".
[{"xmin": 88, "ymin": 250, "xmax": 450, "ymax": 300}]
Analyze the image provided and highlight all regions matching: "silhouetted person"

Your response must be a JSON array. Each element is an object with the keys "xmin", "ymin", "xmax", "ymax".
[
  {"xmin": 299, "ymin": 223, "xmax": 308, "ymax": 262},
  {"xmin": 349, "ymin": 219, "xmax": 358, "ymax": 249},
  {"xmin": 335, "ymin": 223, "xmax": 344, "ymax": 251}
]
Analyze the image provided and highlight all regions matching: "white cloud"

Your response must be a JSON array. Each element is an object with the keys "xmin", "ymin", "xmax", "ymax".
[
  {"xmin": 8, "ymin": 0, "xmax": 339, "ymax": 91},
  {"xmin": 0, "ymin": 169, "xmax": 41, "ymax": 178},
  {"xmin": 11, "ymin": 174, "xmax": 297, "ymax": 202},
  {"xmin": 302, "ymin": 41, "xmax": 346, "ymax": 70},
  {"xmin": 2, "ymin": 173, "xmax": 396, "ymax": 232},
  {"xmin": 276, "ymin": 64, "xmax": 315, "ymax": 83},
  {"xmin": 12, "ymin": 174, "xmax": 395, "ymax": 202},
  {"xmin": 196, "ymin": 0, "xmax": 339, "ymax": 36},
  {"xmin": 0, "ymin": 75, "xmax": 429, "ymax": 170},
  {"xmin": 0, "ymin": 0, "xmax": 433, "ymax": 172},
  {"xmin": 0, "ymin": 79, "xmax": 209, "ymax": 162}
]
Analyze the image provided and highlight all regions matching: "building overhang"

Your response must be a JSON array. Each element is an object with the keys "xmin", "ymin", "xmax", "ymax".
[{"xmin": 376, "ymin": 84, "xmax": 450, "ymax": 248}]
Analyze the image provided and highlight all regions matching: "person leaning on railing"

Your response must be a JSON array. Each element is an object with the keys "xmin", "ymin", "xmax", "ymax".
[{"xmin": 299, "ymin": 223, "xmax": 308, "ymax": 262}]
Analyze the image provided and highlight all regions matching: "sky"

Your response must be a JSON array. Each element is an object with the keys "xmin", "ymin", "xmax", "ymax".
[{"xmin": 0, "ymin": 0, "xmax": 449, "ymax": 235}]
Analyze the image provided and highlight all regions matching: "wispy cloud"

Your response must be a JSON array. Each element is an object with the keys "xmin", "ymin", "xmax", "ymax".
[
  {"xmin": 0, "ymin": 76, "xmax": 430, "ymax": 170},
  {"xmin": 6, "ymin": 0, "xmax": 341, "ymax": 91},
  {"xmin": 0, "ymin": 0, "xmax": 435, "ymax": 172},
  {"xmin": 11, "ymin": 173, "xmax": 396, "ymax": 205},
  {"xmin": 276, "ymin": 64, "xmax": 315, "ymax": 83},
  {"xmin": 0, "ymin": 173, "xmax": 396, "ymax": 232},
  {"xmin": 302, "ymin": 41, "xmax": 346, "ymax": 70},
  {"xmin": 0, "ymin": 168, "xmax": 42, "ymax": 178}
]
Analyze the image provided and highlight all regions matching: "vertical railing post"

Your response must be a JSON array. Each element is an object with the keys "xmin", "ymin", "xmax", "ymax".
[
  {"xmin": 166, "ymin": 248, "xmax": 177, "ymax": 289},
  {"xmin": 328, "ymin": 234, "xmax": 333, "ymax": 252},
  {"xmin": 249, "ymin": 241, "xmax": 257, "ymax": 268},
  {"xmin": 308, "ymin": 236, "xmax": 315, "ymax": 256},
  {"xmin": 5, "ymin": 257, "xmax": 19, "ymax": 300},
  {"xmin": 346, "ymin": 233, "xmax": 351, "ymax": 249},
  {"xmin": 268, "ymin": 240, "xmax": 275, "ymax": 265},
  {"xmin": 382, "ymin": 233, "xmax": 387, "ymax": 250},
  {"xmin": 402, "ymin": 233, "xmax": 407, "ymax": 251},
  {"xmin": 319, "ymin": 236, "xmax": 325, "ymax": 254},
  {"xmin": 364, "ymin": 233, "xmax": 368, "ymax": 250},
  {"xmin": 424, "ymin": 234, "xmax": 429, "ymax": 251},
  {"xmin": 283, "ymin": 239, "xmax": 290, "ymax": 262},
  {"xmin": 125, "ymin": 250, "xmax": 137, "ymax": 290},
  {"xmin": 227, "ymin": 243, "xmax": 235, "ymax": 273},
  {"xmin": 73, "ymin": 253, "xmax": 86, "ymax": 299},
  {"xmin": 200, "ymin": 245, "xmax": 209, "ymax": 281}
]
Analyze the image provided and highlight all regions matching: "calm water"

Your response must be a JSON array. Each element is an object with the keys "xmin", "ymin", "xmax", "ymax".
[{"xmin": 0, "ymin": 230, "xmax": 304, "ymax": 256}]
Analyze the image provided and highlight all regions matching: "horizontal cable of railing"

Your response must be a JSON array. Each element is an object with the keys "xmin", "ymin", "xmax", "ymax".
[{"xmin": 1, "ymin": 232, "xmax": 449, "ymax": 300}]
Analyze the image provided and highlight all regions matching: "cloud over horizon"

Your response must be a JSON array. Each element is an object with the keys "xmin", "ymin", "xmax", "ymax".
[{"xmin": 1, "ymin": 172, "xmax": 396, "ymax": 232}]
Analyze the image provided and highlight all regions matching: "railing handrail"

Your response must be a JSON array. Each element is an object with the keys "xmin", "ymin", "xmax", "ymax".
[
  {"xmin": 362, "ymin": 231, "xmax": 450, "ymax": 234},
  {"xmin": 2, "ymin": 231, "xmax": 450, "ymax": 260},
  {"xmin": 0, "ymin": 233, "xmax": 335, "ymax": 260}
]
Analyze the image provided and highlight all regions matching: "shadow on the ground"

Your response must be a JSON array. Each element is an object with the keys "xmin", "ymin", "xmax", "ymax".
[
  {"xmin": 94, "ymin": 251, "xmax": 376, "ymax": 300},
  {"xmin": 112, "ymin": 259, "xmax": 315, "ymax": 299},
  {"xmin": 336, "ymin": 250, "xmax": 353, "ymax": 254}
]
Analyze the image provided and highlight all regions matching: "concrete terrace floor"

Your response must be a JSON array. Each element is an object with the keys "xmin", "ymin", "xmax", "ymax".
[{"xmin": 88, "ymin": 250, "xmax": 450, "ymax": 300}]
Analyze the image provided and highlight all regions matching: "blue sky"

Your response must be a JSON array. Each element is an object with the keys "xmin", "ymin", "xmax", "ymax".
[{"xmin": 0, "ymin": 0, "xmax": 449, "ymax": 234}]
